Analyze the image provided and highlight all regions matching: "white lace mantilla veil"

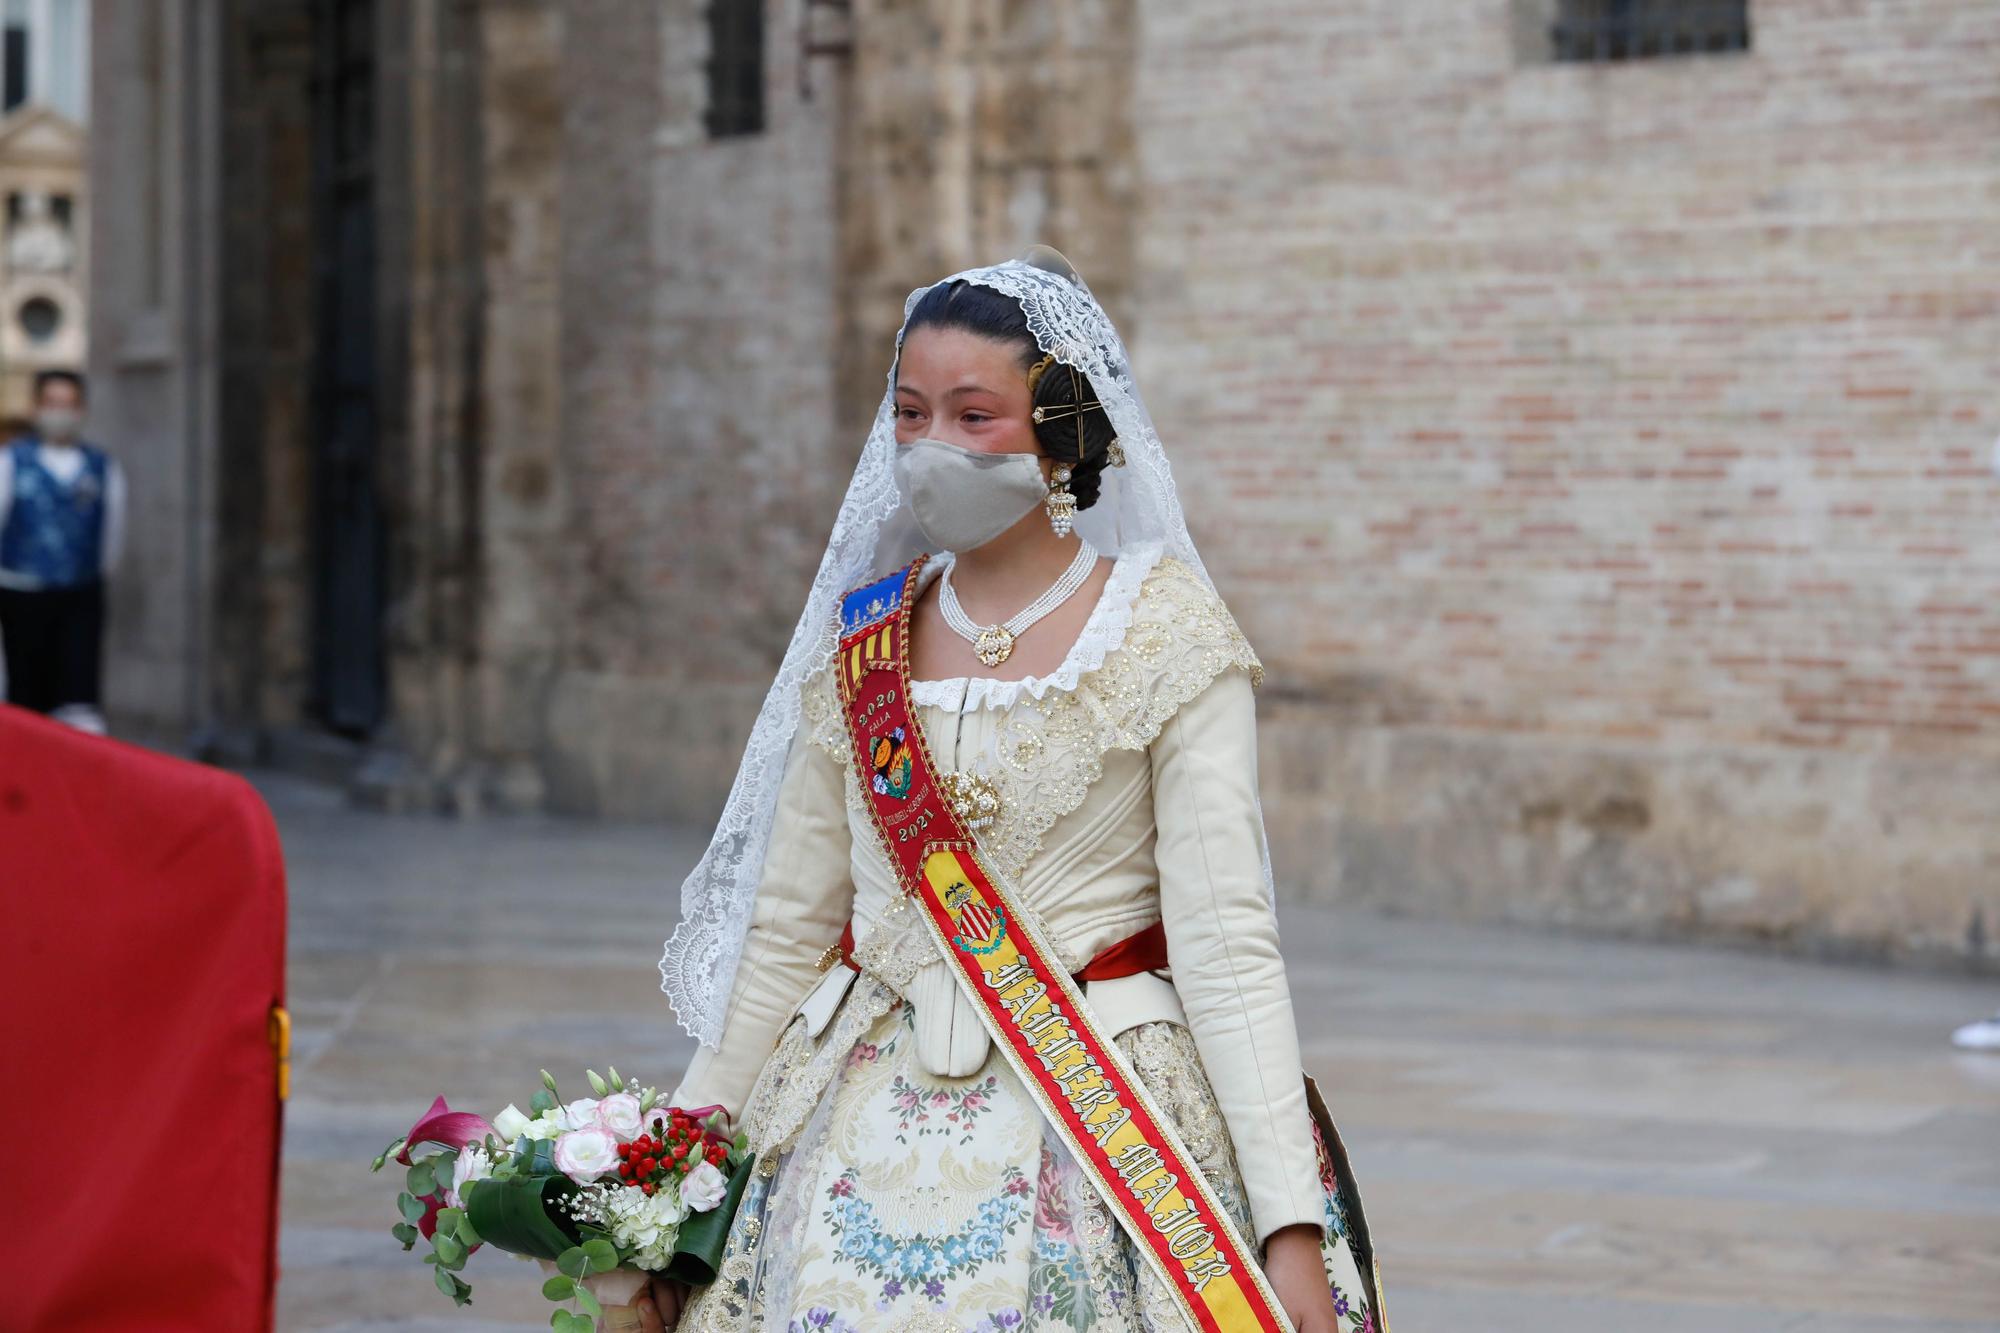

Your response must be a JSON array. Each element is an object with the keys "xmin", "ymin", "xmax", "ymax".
[{"xmin": 658, "ymin": 244, "xmax": 1279, "ymax": 1047}]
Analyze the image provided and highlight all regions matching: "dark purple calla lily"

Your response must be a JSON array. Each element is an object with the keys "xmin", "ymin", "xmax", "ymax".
[
  {"xmin": 395, "ymin": 1094, "xmax": 498, "ymax": 1165},
  {"xmin": 392, "ymin": 1096, "xmax": 497, "ymax": 1244}
]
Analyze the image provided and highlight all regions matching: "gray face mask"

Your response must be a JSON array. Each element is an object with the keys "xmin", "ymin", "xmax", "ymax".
[
  {"xmin": 893, "ymin": 437, "xmax": 1047, "ymax": 553},
  {"xmin": 34, "ymin": 407, "xmax": 82, "ymax": 442}
]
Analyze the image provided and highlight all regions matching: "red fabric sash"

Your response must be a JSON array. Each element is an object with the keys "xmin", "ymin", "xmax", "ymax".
[{"xmin": 835, "ymin": 915, "xmax": 1167, "ymax": 980}]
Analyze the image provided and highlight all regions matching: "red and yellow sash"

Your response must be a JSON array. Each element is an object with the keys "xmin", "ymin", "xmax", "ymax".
[{"xmin": 835, "ymin": 557, "xmax": 1294, "ymax": 1333}]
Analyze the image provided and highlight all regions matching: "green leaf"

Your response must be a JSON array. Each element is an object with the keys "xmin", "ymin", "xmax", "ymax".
[
  {"xmin": 396, "ymin": 1191, "xmax": 428, "ymax": 1224},
  {"xmin": 557, "ymin": 1245, "xmax": 591, "ymax": 1280},
  {"xmin": 461, "ymin": 1175, "xmax": 584, "ymax": 1262},
  {"xmin": 406, "ymin": 1160, "xmax": 437, "ymax": 1196},
  {"xmin": 664, "ymin": 1151, "xmax": 756, "ymax": 1285},
  {"xmin": 525, "ymin": 1138, "xmax": 558, "ymax": 1175},
  {"xmin": 540, "ymin": 1274, "xmax": 576, "ymax": 1301},
  {"xmin": 434, "ymin": 1206, "xmax": 463, "ymax": 1232},
  {"xmin": 551, "ymin": 1311, "xmax": 591, "ymax": 1333},
  {"xmin": 530, "ymin": 1088, "xmax": 555, "ymax": 1114},
  {"xmin": 434, "ymin": 1232, "xmax": 466, "ymax": 1267},
  {"xmin": 454, "ymin": 1210, "xmax": 482, "ymax": 1247},
  {"xmin": 390, "ymin": 1221, "xmax": 419, "ymax": 1249},
  {"xmin": 581, "ymin": 1239, "xmax": 618, "ymax": 1273},
  {"xmin": 574, "ymin": 1286, "xmax": 603, "ymax": 1318}
]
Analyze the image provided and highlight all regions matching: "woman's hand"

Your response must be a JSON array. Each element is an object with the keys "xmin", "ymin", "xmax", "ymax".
[
  {"xmin": 1264, "ymin": 1222, "xmax": 1340, "ymax": 1333},
  {"xmin": 623, "ymin": 1274, "xmax": 687, "ymax": 1331}
]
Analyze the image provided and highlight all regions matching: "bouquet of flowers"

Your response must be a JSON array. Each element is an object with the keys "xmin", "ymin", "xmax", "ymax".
[{"xmin": 369, "ymin": 1066, "xmax": 754, "ymax": 1331}]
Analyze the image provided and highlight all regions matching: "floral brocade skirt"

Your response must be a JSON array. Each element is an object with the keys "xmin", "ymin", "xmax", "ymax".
[{"xmin": 678, "ymin": 985, "xmax": 1378, "ymax": 1333}]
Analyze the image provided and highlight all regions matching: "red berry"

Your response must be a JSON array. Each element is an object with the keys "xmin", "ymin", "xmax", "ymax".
[
  {"xmin": 641, "ymin": 1181, "xmax": 655, "ymax": 1195},
  {"xmin": 641, "ymin": 1157, "xmax": 657, "ymax": 1174}
]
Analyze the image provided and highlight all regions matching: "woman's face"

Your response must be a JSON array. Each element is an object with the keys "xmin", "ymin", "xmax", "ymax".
[{"xmin": 893, "ymin": 326, "xmax": 1041, "ymax": 457}]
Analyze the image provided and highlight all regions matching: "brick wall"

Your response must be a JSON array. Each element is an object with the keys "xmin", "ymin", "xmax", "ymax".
[{"xmin": 1132, "ymin": 0, "xmax": 2000, "ymax": 965}]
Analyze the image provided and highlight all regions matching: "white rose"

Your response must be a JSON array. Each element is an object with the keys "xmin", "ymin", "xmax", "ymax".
[
  {"xmin": 492, "ymin": 1103, "xmax": 533, "ymax": 1141},
  {"xmin": 595, "ymin": 1092, "xmax": 643, "ymax": 1140},
  {"xmin": 561, "ymin": 1096, "xmax": 602, "ymax": 1132},
  {"xmin": 679, "ymin": 1158, "xmax": 729, "ymax": 1212},
  {"xmin": 446, "ymin": 1142, "xmax": 494, "ymax": 1209},
  {"xmin": 553, "ymin": 1127, "xmax": 620, "ymax": 1184}
]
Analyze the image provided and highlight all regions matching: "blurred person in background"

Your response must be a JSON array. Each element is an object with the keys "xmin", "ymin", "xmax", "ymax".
[
  {"xmin": 1955, "ymin": 435, "xmax": 2000, "ymax": 1051},
  {"xmin": 0, "ymin": 369, "xmax": 124, "ymax": 734}
]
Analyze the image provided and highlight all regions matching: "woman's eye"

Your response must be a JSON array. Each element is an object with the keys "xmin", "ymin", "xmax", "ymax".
[
  {"xmin": 963, "ymin": 413, "xmax": 992, "ymax": 425},
  {"xmin": 896, "ymin": 406, "xmax": 923, "ymax": 421}
]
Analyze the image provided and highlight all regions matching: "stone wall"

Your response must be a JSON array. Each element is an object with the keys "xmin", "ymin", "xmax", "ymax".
[
  {"xmin": 539, "ymin": 0, "xmax": 1147, "ymax": 817},
  {"xmin": 1130, "ymin": 0, "xmax": 2000, "ymax": 966},
  {"xmin": 88, "ymin": 0, "xmax": 223, "ymax": 736},
  {"xmin": 92, "ymin": 0, "xmax": 2000, "ymax": 971},
  {"xmin": 214, "ymin": 0, "xmax": 314, "ymax": 738},
  {"xmin": 534, "ymin": 0, "xmax": 850, "ymax": 815}
]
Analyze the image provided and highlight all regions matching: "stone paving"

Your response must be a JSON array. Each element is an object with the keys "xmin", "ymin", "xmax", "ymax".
[{"xmin": 265, "ymin": 773, "xmax": 2000, "ymax": 1332}]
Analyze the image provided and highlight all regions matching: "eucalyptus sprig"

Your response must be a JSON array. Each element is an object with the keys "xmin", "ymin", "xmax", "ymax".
[{"xmin": 539, "ymin": 1238, "xmax": 622, "ymax": 1332}]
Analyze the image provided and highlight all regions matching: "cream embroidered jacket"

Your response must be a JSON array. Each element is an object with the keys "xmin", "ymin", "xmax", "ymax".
[{"xmin": 670, "ymin": 544, "xmax": 1326, "ymax": 1245}]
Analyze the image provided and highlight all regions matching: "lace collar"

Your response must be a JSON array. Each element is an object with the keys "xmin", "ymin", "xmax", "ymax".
[{"xmin": 907, "ymin": 540, "xmax": 1166, "ymax": 710}]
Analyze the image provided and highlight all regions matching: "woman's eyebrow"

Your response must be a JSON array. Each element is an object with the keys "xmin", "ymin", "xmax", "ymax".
[{"xmin": 896, "ymin": 382, "xmax": 1003, "ymax": 401}]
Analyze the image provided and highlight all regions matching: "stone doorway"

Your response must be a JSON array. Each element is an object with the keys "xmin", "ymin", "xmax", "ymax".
[{"xmin": 308, "ymin": 0, "xmax": 384, "ymax": 736}]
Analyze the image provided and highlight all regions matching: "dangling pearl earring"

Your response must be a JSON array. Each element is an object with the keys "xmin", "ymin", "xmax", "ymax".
[{"xmin": 1046, "ymin": 463, "xmax": 1077, "ymax": 537}]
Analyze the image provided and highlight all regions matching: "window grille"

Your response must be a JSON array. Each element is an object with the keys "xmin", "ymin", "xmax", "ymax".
[
  {"xmin": 705, "ymin": 1, "xmax": 766, "ymax": 138},
  {"xmin": 1552, "ymin": 1, "xmax": 1751, "ymax": 62}
]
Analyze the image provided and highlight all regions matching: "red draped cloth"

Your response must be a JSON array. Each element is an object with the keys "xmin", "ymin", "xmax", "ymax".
[{"xmin": 0, "ymin": 704, "xmax": 287, "ymax": 1331}]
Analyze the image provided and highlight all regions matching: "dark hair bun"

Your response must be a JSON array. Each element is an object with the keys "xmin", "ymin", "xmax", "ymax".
[{"xmin": 1029, "ymin": 355, "xmax": 1114, "ymax": 511}]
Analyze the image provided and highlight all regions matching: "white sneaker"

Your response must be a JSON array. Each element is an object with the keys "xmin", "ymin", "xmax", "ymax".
[
  {"xmin": 1950, "ymin": 1013, "xmax": 2000, "ymax": 1052},
  {"xmin": 49, "ymin": 703, "xmax": 107, "ymax": 735}
]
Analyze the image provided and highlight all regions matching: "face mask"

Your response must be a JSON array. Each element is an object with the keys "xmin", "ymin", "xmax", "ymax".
[
  {"xmin": 34, "ymin": 407, "xmax": 81, "ymax": 442},
  {"xmin": 894, "ymin": 437, "xmax": 1048, "ymax": 553}
]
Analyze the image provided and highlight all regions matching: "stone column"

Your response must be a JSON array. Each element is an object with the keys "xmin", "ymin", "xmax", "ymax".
[{"xmin": 87, "ymin": 0, "xmax": 224, "ymax": 743}]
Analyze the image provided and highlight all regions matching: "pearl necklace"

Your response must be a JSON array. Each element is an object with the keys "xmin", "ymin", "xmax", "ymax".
[{"xmin": 939, "ymin": 539, "xmax": 1098, "ymax": 668}]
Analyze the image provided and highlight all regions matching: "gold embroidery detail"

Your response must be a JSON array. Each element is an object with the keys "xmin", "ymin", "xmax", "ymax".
[{"xmin": 937, "ymin": 768, "xmax": 1002, "ymax": 828}]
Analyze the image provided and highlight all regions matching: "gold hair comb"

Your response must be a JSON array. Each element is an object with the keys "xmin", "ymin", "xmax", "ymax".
[{"xmin": 1025, "ymin": 352, "xmax": 1057, "ymax": 395}]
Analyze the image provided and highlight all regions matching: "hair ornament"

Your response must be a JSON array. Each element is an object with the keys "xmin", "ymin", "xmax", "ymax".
[{"xmin": 1025, "ymin": 351, "xmax": 1056, "ymax": 395}]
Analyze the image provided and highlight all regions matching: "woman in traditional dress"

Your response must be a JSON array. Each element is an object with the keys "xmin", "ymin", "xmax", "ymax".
[{"xmin": 633, "ymin": 248, "xmax": 1382, "ymax": 1333}]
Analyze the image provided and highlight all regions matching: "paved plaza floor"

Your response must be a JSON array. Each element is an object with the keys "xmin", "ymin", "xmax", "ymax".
[{"xmin": 265, "ymin": 773, "xmax": 2000, "ymax": 1332}]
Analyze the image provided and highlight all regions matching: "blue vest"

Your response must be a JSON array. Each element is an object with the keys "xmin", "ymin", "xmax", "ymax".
[{"xmin": 0, "ymin": 438, "xmax": 109, "ymax": 588}]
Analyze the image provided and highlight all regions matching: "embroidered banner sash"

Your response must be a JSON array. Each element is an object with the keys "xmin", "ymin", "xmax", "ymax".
[{"xmin": 835, "ymin": 557, "xmax": 1294, "ymax": 1333}]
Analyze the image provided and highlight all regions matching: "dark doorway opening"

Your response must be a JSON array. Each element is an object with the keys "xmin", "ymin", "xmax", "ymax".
[{"xmin": 309, "ymin": 0, "xmax": 385, "ymax": 736}]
